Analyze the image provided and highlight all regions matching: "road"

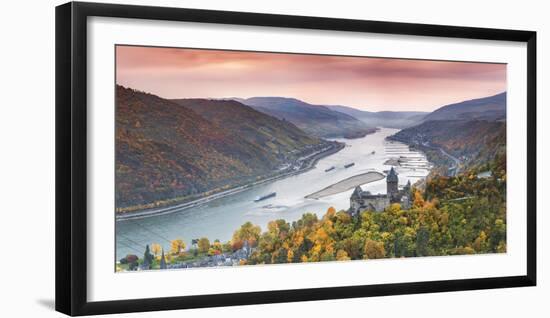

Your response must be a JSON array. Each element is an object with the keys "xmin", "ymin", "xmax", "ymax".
[
  {"xmin": 419, "ymin": 142, "xmax": 461, "ymax": 176},
  {"xmin": 437, "ymin": 147, "xmax": 461, "ymax": 176}
]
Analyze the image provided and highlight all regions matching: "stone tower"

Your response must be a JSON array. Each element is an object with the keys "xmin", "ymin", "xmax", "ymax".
[
  {"xmin": 386, "ymin": 167, "xmax": 398, "ymax": 199},
  {"xmin": 349, "ymin": 186, "xmax": 363, "ymax": 216}
]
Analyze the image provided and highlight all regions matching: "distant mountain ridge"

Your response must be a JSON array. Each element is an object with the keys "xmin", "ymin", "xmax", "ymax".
[
  {"xmin": 386, "ymin": 92, "xmax": 507, "ymax": 173},
  {"xmin": 327, "ymin": 92, "xmax": 506, "ymax": 128},
  {"xmin": 327, "ymin": 105, "xmax": 428, "ymax": 129},
  {"xmin": 116, "ymin": 86, "xmax": 329, "ymax": 210},
  {"xmin": 421, "ymin": 92, "xmax": 506, "ymax": 122},
  {"xmin": 237, "ymin": 97, "xmax": 376, "ymax": 139}
]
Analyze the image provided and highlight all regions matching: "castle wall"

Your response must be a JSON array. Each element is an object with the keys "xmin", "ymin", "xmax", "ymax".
[
  {"xmin": 348, "ymin": 168, "xmax": 412, "ymax": 217},
  {"xmin": 367, "ymin": 196, "xmax": 391, "ymax": 212},
  {"xmin": 349, "ymin": 195, "xmax": 390, "ymax": 216}
]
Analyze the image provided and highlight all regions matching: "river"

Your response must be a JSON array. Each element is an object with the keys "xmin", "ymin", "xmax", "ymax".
[{"xmin": 115, "ymin": 128, "xmax": 431, "ymax": 259}]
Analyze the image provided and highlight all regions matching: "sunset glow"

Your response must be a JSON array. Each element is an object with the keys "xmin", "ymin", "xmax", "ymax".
[{"xmin": 116, "ymin": 45, "xmax": 506, "ymax": 111}]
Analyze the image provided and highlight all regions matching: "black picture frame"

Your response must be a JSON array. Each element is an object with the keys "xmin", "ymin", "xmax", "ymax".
[{"xmin": 55, "ymin": 1, "xmax": 537, "ymax": 316}]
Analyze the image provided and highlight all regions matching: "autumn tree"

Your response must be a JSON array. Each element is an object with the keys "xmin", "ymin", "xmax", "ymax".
[
  {"xmin": 364, "ymin": 239, "xmax": 385, "ymax": 259},
  {"xmin": 210, "ymin": 240, "xmax": 223, "ymax": 255},
  {"xmin": 336, "ymin": 249, "xmax": 351, "ymax": 261},
  {"xmin": 413, "ymin": 189, "xmax": 425, "ymax": 208},
  {"xmin": 231, "ymin": 222, "xmax": 261, "ymax": 250},
  {"xmin": 472, "ymin": 231, "xmax": 488, "ymax": 253},
  {"xmin": 198, "ymin": 237, "xmax": 210, "ymax": 254},
  {"xmin": 125, "ymin": 254, "xmax": 139, "ymax": 270},
  {"xmin": 151, "ymin": 243, "xmax": 161, "ymax": 256},
  {"xmin": 170, "ymin": 238, "xmax": 186, "ymax": 255},
  {"xmin": 490, "ymin": 218, "xmax": 506, "ymax": 252}
]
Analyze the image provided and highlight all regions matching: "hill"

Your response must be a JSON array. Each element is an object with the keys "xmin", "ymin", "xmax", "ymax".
[
  {"xmin": 388, "ymin": 120, "xmax": 506, "ymax": 173},
  {"xmin": 327, "ymin": 105, "xmax": 427, "ymax": 128},
  {"xmin": 238, "ymin": 97, "xmax": 376, "ymax": 139},
  {"xmin": 116, "ymin": 86, "xmax": 331, "ymax": 211},
  {"xmin": 172, "ymin": 98, "xmax": 323, "ymax": 155},
  {"xmin": 422, "ymin": 92, "xmax": 506, "ymax": 122}
]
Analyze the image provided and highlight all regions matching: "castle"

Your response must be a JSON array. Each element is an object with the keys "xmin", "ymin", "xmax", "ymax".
[{"xmin": 348, "ymin": 167, "xmax": 411, "ymax": 217}]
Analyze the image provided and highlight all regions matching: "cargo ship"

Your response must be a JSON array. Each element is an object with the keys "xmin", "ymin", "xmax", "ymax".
[
  {"xmin": 344, "ymin": 163, "xmax": 355, "ymax": 168},
  {"xmin": 325, "ymin": 166, "xmax": 335, "ymax": 172},
  {"xmin": 254, "ymin": 192, "xmax": 276, "ymax": 202}
]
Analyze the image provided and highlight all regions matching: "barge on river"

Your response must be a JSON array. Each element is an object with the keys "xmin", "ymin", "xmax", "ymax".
[{"xmin": 254, "ymin": 192, "xmax": 277, "ymax": 202}]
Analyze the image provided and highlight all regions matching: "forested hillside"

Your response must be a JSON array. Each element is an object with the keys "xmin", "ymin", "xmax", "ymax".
[
  {"xmin": 172, "ymin": 98, "xmax": 320, "ymax": 152},
  {"xmin": 116, "ymin": 86, "xmax": 331, "ymax": 212},
  {"xmin": 388, "ymin": 120, "xmax": 506, "ymax": 171},
  {"xmin": 238, "ymin": 97, "xmax": 376, "ymax": 139}
]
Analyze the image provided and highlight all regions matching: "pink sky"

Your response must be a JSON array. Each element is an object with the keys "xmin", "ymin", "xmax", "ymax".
[{"xmin": 116, "ymin": 45, "xmax": 506, "ymax": 112}]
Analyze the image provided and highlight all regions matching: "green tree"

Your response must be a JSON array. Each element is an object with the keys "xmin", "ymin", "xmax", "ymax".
[
  {"xmin": 143, "ymin": 244, "xmax": 153, "ymax": 269},
  {"xmin": 416, "ymin": 226, "xmax": 430, "ymax": 256},
  {"xmin": 198, "ymin": 237, "xmax": 210, "ymax": 254}
]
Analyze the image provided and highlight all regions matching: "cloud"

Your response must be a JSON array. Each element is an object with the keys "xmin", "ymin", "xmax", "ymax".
[{"xmin": 116, "ymin": 45, "xmax": 506, "ymax": 111}]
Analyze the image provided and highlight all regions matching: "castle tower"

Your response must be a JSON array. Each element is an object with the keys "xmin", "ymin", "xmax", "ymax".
[
  {"xmin": 351, "ymin": 186, "xmax": 363, "ymax": 200},
  {"xmin": 349, "ymin": 186, "xmax": 363, "ymax": 216},
  {"xmin": 404, "ymin": 180, "xmax": 412, "ymax": 192},
  {"xmin": 386, "ymin": 167, "xmax": 398, "ymax": 199}
]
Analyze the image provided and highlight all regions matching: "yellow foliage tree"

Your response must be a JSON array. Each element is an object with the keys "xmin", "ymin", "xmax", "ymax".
[
  {"xmin": 231, "ymin": 222, "xmax": 261, "ymax": 250},
  {"xmin": 472, "ymin": 231, "xmax": 488, "ymax": 252},
  {"xmin": 151, "ymin": 243, "xmax": 161, "ymax": 256},
  {"xmin": 326, "ymin": 206, "xmax": 336, "ymax": 217},
  {"xmin": 287, "ymin": 249, "xmax": 294, "ymax": 263},
  {"xmin": 413, "ymin": 190, "xmax": 425, "ymax": 208},
  {"xmin": 364, "ymin": 239, "xmax": 386, "ymax": 259},
  {"xmin": 198, "ymin": 237, "xmax": 210, "ymax": 254},
  {"xmin": 336, "ymin": 249, "xmax": 351, "ymax": 261},
  {"xmin": 170, "ymin": 238, "xmax": 186, "ymax": 255}
]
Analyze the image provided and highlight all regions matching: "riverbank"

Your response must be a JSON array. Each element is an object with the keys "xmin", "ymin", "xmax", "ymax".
[
  {"xmin": 387, "ymin": 134, "xmax": 461, "ymax": 176},
  {"xmin": 116, "ymin": 141, "xmax": 345, "ymax": 221}
]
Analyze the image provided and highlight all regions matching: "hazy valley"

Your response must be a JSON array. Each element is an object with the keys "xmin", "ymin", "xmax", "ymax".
[{"xmin": 116, "ymin": 87, "xmax": 508, "ymax": 270}]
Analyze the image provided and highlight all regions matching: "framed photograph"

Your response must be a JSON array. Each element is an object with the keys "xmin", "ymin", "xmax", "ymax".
[{"xmin": 55, "ymin": 1, "xmax": 536, "ymax": 316}]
